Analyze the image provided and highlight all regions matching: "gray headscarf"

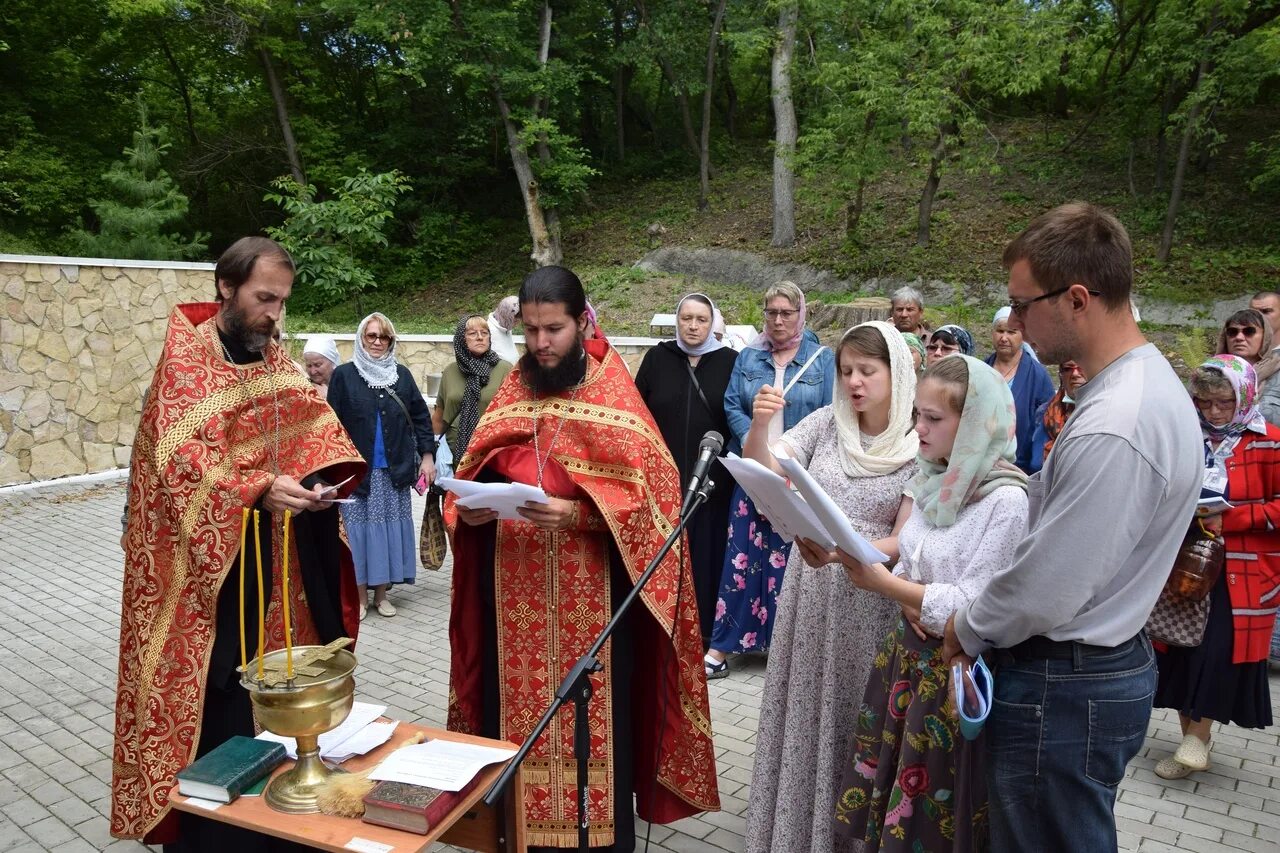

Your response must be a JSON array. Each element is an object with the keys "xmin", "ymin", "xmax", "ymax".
[{"xmin": 352, "ymin": 313, "xmax": 400, "ymax": 388}]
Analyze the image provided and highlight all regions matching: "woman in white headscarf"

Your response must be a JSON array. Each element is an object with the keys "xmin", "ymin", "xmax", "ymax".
[
  {"xmin": 636, "ymin": 293, "xmax": 739, "ymax": 645},
  {"xmin": 983, "ymin": 306, "xmax": 1054, "ymax": 473},
  {"xmin": 327, "ymin": 313, "xmax": 436, "ymax": 619},
  {"xmin": 486, "ymin": 295, "xmax": 520, "ymax": 364},
  {"xmin": 302, "ymin": 335, "xmax": 341, "ymax": 399},
  {"xmin": 742, "ymin": 321, "xmax": 919, "ymax": 853}
]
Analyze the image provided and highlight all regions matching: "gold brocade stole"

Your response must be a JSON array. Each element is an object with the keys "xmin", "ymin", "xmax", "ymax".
[{"xmin": 495, "ymin": 521, "xmax": 617, "ymax": 848}]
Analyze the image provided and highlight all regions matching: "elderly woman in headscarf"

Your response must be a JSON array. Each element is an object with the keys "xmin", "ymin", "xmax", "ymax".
[
  {"xmin": 984, "ymin": 306, "xmax": 1055, "ymax": 473},
  {"xmin": 834, "ymin": 354, "xmax": 1028, "ymax": 852},
  {"xmin": 740, "ymin": 322, "xmax": 919, "ymax": 853},
  {"xmin": 302, "ymin": 335, "xmax": 341, "ymax": 399},
  {"xmin": 434, "ymin": 315, "xmax": 513, "ymax": 463},
  {"xmin": 925, "ymin": 324, "xmax": 974, "ymax": 366},
  {"xmin": 636, "ymin": 294, "xmax": 739, "ymax": 644},
  {"xmin": 1215, "ymin": 308, "xmax": 1280, "ymax": 428},
  {"xmin": 1030, "ymin": 360, "xmax": 1088, "ymax": 471},
  {"xmin": 1151, "ymin": 355, "xmax": 1280, "ymax": 781},
  {"xmin": 487, "ymin": 295, "xmax": 521, "ymax": 364},
  {"xmin": 327, "ymin": 312, "xmax": 436, "ymax": 619},
  {"xmin": 705, "ymin": 281, "xmax": 835, "ymax": 676}
]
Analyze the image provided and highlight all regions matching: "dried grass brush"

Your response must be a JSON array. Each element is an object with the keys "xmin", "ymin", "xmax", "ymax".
[{"xmin": 315, "ymin": 731, "xmax": 426, "ymax": 818}]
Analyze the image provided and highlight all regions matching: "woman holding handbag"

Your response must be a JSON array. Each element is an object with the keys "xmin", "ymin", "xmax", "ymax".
[
  {"xmin": 1152, "ymin": 354, "xmax": 1280, "ymax": 779},
  {"xmin": 328, "ymin": 312, "xmax": 436, "ymax": 620}
]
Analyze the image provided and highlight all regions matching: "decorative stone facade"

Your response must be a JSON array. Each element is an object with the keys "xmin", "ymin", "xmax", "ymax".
[{"xmin": 0, "ymin": 256, "xmax": 215, "ymax": 486}]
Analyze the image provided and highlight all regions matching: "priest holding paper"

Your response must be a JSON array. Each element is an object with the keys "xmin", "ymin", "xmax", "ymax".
[
  {"xmin": 110, "ymin": 237, "xmax": 366, "ymax": 850},
  {"xmin": 446, "ymin": 266, "xmax": 719, "ymax": 851}
]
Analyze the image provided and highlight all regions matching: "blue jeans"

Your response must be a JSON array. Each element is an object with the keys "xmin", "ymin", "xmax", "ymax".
[{"xmin": 987, "ymin": 634, "xmax": 1155, "ymax": 853}]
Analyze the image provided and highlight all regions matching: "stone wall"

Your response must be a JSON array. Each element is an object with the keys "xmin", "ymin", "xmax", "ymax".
[
  {"xmin": 0, "ymin": 253, "xmax": 666, "ymax": 486},
  {"xmin": 1, "ymin": 255, "xmax": 214, "ymax": 486}
]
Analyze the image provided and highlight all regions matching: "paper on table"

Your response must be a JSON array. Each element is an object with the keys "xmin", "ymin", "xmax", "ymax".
[
  {"xmin": 774, "ymin": 453, "xmax": 891, "ymax": 565},
  {"xmin": 257, "ymin": 700, "xmax": 387, "ymax": 761},
  {"xmin": 718, "ymin": 454, "xmax": 832, "ymax": 547},
  {"xmin": 438, "ymin": 477, "xmax": 549, "ymax": 520},
  {"xmin": 324, "ymin": 721, "xmax": 398, "ymax": 764},
  {"xmin": 368, "ymin": 739, "xmax": 518, "ymax": 792}
]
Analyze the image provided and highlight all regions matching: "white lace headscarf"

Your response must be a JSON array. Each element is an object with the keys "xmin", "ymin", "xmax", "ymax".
[
  {"xmin": 830, "ymin": 321, "xmax": 919, "ymax": 477},
  {"xmin": 353, "ymin": 312, "xmax": 400, "ymax": 389}
]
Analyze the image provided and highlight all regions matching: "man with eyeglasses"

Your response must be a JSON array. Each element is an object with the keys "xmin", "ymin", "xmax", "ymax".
[{"xmin": 941, "ymin": 202, "xmax": 1201, "ymax": 852}]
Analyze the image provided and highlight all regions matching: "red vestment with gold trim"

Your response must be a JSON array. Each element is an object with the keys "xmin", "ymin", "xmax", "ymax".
[
  {"xmin": 110, "ymin": 304, "xmax": 366, "ymax": 840},
  {"xmin": 445, "ymin": 339, "xmax": 719, "ymax": 848}
]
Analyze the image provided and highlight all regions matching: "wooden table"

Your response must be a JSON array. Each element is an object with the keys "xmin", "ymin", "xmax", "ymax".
[{"xmin": 169, "ymin": 723, "xmax": 526, "ymax": 853}]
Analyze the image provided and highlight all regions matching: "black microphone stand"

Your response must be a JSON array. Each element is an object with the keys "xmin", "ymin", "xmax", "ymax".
[{"xmin": 482, "ymin": 477, "xmax": 715, "ymax": 853}]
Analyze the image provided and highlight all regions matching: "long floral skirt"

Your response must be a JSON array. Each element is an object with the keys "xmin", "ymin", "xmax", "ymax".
[
  {"xmin": 708, "ymin": 487, "xmax": 791, "ymax": 655},
  {"xmin": 339, "ymin": 468, "xmax": 417, "ymax": 588},
  {"xmin": 834, "ymin": 619, "xmax": 988, "ymax": 852}
]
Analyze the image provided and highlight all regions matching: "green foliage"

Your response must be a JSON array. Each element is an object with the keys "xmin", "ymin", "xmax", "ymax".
[
  {"xmin": 265, "ymin": 169, "xmax": 409, "ymax": 311},
  {"xmin": 70, "ymin": 102, "xmax": 208, "ymax": 260}
]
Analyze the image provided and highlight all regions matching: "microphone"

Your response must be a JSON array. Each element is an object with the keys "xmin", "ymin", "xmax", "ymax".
[{"xmin": 683, "ymin": 431, "xmax": 724, "ymax": 510}]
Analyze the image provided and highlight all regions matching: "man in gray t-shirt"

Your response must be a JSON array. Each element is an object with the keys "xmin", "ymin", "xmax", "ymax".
[{"xmin": 943, "ymin": 202, "xmax": 1201, "ymax": 852}]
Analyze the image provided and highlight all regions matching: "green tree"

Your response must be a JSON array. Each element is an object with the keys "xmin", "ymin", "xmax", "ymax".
[
  {"xmin": 70, "ymin": 103, "xmax": 208, "ymax": 260},
  {"xmin": 265, "ymin": 169, "xmax": 410, "ymax": 312}
]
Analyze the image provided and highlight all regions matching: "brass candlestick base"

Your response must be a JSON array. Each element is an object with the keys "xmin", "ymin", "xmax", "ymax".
[{"xmin": 241, "ymin": 644, "xmax": 357, "ymax": 814}]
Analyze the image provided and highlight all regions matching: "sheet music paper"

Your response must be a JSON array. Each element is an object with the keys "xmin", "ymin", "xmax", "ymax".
[
  {"xmin": 774, "ymin": 453, "xmax": 890, "ymax": 565},
  {"xmin": 368, "ymin": 739, "xmax": 518, "ymax": 792}
]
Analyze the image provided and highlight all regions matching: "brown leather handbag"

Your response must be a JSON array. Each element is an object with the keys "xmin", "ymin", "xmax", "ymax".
[{"xmin": 1146, "ymin": 522, "xmax": 1223, "ymax": 647}]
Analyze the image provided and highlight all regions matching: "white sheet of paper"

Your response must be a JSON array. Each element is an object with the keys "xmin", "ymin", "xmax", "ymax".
[
  {"xmin": 368, "ymin": 739, "xmax": 517, "ymax": 792},
  {"xmin": 718, "ymin": 454, "xmax": 833, "ymax": 548},
  {"xmin": 438, "ymin": 478, "xmax": 550, "ymax": 520},
  {"xmin": 775, "ymin": 454, "xmax": 891, "ymax": 564},
  {"xmin": 183, "ymin": 796, "xmax": 223, "ymax": 812},
  {"xmin": 257, "ymin": 701, "xmax": 387, "ymax": 760},
  {"xmin": 325, "ymin": 720, "xmax": 399, "ymax": 764}
]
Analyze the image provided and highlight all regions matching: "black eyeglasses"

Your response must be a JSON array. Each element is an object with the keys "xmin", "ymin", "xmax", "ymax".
[
  {"xmin": 1226, "ymin": 325, "xmax": 1258, "ymax": 338},
  {"xmin": 1009, "ymin": 285, "xmax": 1101, "ymax": 318}
]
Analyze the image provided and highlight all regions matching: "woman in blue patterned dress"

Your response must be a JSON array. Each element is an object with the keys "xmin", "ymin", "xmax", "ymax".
[{"xmin": 704, "ymin": 281, "xmax": 834, "ymax": 677}]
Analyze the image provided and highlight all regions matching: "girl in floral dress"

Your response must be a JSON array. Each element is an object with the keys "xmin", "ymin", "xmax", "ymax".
[{"xmin": 832, "ymin": 355, "xmax": 1029, "ymax": 852}]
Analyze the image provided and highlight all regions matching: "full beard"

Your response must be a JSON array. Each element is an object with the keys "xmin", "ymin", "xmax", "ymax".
[
  {"xmin": 520, "ymin": 339, "xmax": 587, "ymax": 395},
  {"xmin": 221, "ymin": 299, "xmax": 275, "ymax": 353}
]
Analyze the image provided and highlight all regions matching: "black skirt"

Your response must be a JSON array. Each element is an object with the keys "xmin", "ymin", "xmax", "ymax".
[{"xmin": 1154, "ymin": 572, "xmax": 1273, "ymax": 729}]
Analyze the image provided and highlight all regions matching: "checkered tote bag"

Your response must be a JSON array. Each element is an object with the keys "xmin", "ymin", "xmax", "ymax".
[
  {"xmin": 1145, "ymin": 526, "xmax": 1220, "ymax": 647},
  {"xmin": 1145, "ymin": 592, "xmax": 1210, "ymax": 647}
]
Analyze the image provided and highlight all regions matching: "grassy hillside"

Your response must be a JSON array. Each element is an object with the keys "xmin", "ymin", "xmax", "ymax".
[{"xmin": 289, "ymin": 117, "xmax": 1280, "ymax": 337}]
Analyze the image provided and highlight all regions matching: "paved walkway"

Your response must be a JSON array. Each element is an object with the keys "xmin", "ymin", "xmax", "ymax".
[{"xmin": 0, "ymin": 481, "xmax": 1276, "ymax": 852}]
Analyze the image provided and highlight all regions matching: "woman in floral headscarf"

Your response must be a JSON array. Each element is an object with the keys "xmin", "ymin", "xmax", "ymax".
[
  {"xmin": 832, "ymin": 355, "xmax": 1029, "ymax": 852},
  {"xmin": 1151, "ymin": 354, "xmax": 1280, "ymax": 780},
  {"xmin": 924, "ymin": 324, "xmax": 974, "ymax": 366}
]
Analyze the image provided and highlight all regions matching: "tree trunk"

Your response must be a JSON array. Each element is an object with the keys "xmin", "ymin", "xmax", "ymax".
[
  {"xmin": 636, "ymin": 0, "xmax": 700, "ymax": 159},
  {"xmin": 770, "ymin": 2, "xmax": 798, "ymax": 246},
  {"xmin": 159, "ymin": 33, "xmax": 200, "ymax": 147},
  {"xmin": 721, "ymin": 38, "xmax": 738, "ymax": 139},
  {"xmin": 916, "ymin": 126, "xmax": 948, "ymax": 248},
  {"xmin": 845, "ymin": 177, "xmax": 867, "ymax": 238},
  {"xmin": 495, "ymin": 86, "xmax": 562, "ymax": 267},
  {"xmin": 1053, "ymin": 50, "xmax": 1071, "ymax": 118},
  {"xmin": 698, "ymin": 0, "xmax": 729, "ymax": 210},
  {"xmin": 1158, "ymin": 59, "xmax": 1210, "ymax": 263},
  {"xmin": 530, "ymin": 2, "xmax": 561, "ymax": 252},
  {"xmin": 257, "ymin": 45, "xmax": 306, "ymax": 186},
  {"xmin": 1153, "ymin": 78, "xmax": 1174, "ymax": 192},
  {"xmin": 613, "ymin": 4, "xmax": 627, "ymax": 161}
]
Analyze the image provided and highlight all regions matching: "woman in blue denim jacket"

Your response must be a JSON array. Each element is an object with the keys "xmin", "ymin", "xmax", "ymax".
[{"xmin": 705, "ymin": 282, "xmax": 835, "ymax": 676}]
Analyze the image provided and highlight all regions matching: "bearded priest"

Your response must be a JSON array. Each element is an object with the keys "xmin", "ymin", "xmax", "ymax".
[{"xmin": 446, "ymin": 266, "xmax": 719, "ymax": 851}]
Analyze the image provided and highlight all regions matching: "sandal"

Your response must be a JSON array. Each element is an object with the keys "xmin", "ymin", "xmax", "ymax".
[
  {"xmin": 704, "ymin": 653, "xmax": 729, "ymax": 680},
  {"xmin": 1155, "ymin": 756, "xmax": 1197, "ymax": 780},
  {"xmin": 1173, "ymin": 733, "xmax": 1211, "ymax": 771}
]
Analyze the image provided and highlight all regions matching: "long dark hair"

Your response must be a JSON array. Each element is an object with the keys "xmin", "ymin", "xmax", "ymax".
[{"xmin": 519, "ymin": 266, "xmax": 586, "ymax": 318}]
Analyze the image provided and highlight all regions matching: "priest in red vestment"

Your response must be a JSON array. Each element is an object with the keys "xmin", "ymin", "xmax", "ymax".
[
  {"xmin": 446, "ymin": 266, "xmax": 720, "ymax": 851},
  {"xmin": 110, "ymin": 237, "xmax": 366, "ymax": 850}
]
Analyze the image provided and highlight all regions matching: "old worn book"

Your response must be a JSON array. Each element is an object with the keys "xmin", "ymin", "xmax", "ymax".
[
  {"xmin": 361, "ymin": 778, "xmax": 477, "ymax": 835},
  {"xmin": 176, "ymin": 736, "xmax": 287, "ymax": 804}
]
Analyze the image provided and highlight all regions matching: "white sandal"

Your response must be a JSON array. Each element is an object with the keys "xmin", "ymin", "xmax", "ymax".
[
  {"xmin": 1155, "ymin": 756, "xmax": 1197, "ymax": 780},
  {"xmin": 1172, "ymin": 733, "xmax": 1211, "ymax": 771}
]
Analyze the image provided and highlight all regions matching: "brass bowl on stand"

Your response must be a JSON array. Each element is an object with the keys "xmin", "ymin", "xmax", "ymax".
[{"xmin": 241, "ymin": 645, "xmax": 357, "ymax": 814}]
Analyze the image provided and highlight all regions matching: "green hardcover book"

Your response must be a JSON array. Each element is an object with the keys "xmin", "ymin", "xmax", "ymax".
[{"xmin": 176, "ymin": 736, "xmax": 287, "ymax": 804}]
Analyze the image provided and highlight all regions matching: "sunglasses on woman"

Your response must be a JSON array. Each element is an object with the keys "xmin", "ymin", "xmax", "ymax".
[
  {"xmin": 363, "ymin": 332, "xmax": 394, "ymax": 344},
  {"xmin": 1226, "ymin": 325, "xmax": 1258, "ymax": 338}
]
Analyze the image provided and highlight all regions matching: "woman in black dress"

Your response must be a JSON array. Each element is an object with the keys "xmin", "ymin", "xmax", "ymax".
[{"xmin": 636, "ymin": 294, "xmax": 739, "ymax": 645}]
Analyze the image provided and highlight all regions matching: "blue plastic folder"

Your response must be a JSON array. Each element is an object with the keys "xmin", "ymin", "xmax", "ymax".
[{"xmin": 952, "ymin": 655, "xmax": 994, "ymax": 741}]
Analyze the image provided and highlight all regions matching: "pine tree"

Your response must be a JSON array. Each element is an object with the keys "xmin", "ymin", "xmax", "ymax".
[{"xmin": 71, "ymin": 102, "xmax": 208, "ymax": 260}]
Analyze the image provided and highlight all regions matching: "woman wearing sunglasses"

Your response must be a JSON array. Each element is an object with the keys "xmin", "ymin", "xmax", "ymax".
[
  {"xmin": 328, "ymin": 312, "xmax": 437, "ymax": 619},
  {"xmin": 924, "ymin": 324, "xmax": 973, "ymax": 366},
  {"xmin": 1216, "ymin": 309, "xmax": 1280, "ymax": 429}
]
